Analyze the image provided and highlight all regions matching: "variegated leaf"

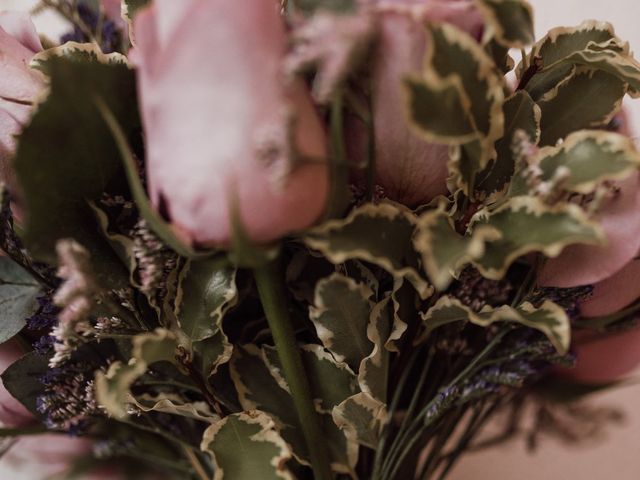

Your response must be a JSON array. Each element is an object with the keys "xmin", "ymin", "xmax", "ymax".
[
  {"xmin": 416, "ymin": 23, "xmax": 505, "ymax": 167},
  {"xmin": 304, "ymin": 202, "xmax": 432, "ymax": 299},
  {"xmin": 469, "ymin": 197, "xmax": 604, "ymax": 279},
  {"xmin": 419, "ymin": 296, "xmax": 571, "ymax": 353},
  {"xmin": 332, "ymin": 392, "xmax": 388, "ymax": 450},
  {"xmin": 476, "ymin": 0, "xmax": 534, "ymax": 48},
  {"xmin": 475, "ymin": 90, "xmax": 541, "ymax": 197},
  {"xmin": 201, "ymin": 411, "xmax": 294, "ymax": 480},
  {"xmin": 310, "ymin": 274, "xmax": 374, "ymax": 371},
  {"xmin": 127, "ymin": 393, "xmax": 218, "ymax": 422},
  {"xmin": 95, "ymin": 329, "xmax": 179, "ymax": 419},
  {"xmin": 230, "ymin": 345, "xmax": 354, "ymax": 473},
  {"xmin": 414, "ymin": 202, "xmax": 501, "ymax": 290},
  {"xmin": 538, "ymin": 68, "xmax": 626, "ymax": 146},
  {"xmin": 358, "ymin": 296, "xmax": 392, "ymax": 402},
  {"xmin": 531, "ymin": 130, "xmax": 640, "ymax": 194}
]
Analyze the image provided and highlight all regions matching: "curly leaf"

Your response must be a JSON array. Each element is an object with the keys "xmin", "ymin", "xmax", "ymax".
[
  {"xmin": 538, "ymin": 68, "xmax": 626, "ymax": 146},
  {"xmin": 414, "ymin": 203, "xmax": 500, "ymax": 290},
  {"xmin": 476, "ymin": 0, "xmax": 535, "ymax": 48},
  {"xmin": 358, "ymin": 296, "xmax": 392, "ymax": 403},
  {"xmin": 332, "ymin": 392, "xmax": 388, "ymax": 450},
  {"xmin": 95, "ymin": 329, "xmax": 179, "ymax": 419},
  {"xmin": 533, "ymin": 130, "xmax": 640, "ymax": 194},
  {"xmin": 0, "ymin": 258, "xmax": 42, "ymax": 344},
  {"xmin": 309, "ymin": 273, "xmax": 374, "ymax": 371},
  {"xmin": 475, "ymin": 90, "xmax": 541, "ymax": 196},
  {"xmin": 127, "ymin": 393, "xmax": 218, "ymax": 422},
  {"xmin": 304, "ymin": 202, "xmax": 432, "ymax": 299},
  {"xmin": 201, "ymin": 411, "xmax": 294, "ymax": 480},
  {"xmin": 420, "ymin": 296, "xmax": 571, "ymax": 352},
  {"xmin": 469, "ymin": 197, "xmax": 604, "ymax": 279}
]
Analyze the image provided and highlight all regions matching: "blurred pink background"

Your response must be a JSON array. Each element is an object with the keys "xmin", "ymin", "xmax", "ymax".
[{"xmin": 0, "ymin": 0, "xmax": 639, "ymax": 478}]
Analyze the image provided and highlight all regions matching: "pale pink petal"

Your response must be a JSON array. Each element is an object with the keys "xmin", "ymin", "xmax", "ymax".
[
  {"xmin": 153, "ymin": 0, "xmax": 199, "ymax": 52},
  {"xmin": 580, "ymin": 259, "xmax": 640, "ymax": 317},
  {"xmin": 539, "ymin": 175, "xmax": 640, "ymax": 287},
  {"xmin": 370, "ymin": 12, "xmax": 450, "ymax": 206},
  {"xmin": 135, "ymin": 0, "xmax": 328, "ymax": 245},
  {"xmin": 558, "ymin": 326, "xmax": 640, "ymax": 384},
  {"xmin": 0, "ymin": 11, "xmax": 42, "ymax": 54}
]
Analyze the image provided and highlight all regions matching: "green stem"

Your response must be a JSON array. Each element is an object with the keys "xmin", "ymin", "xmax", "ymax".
[{"xmin": 254, "ymin": 258, "xmax": 332, "ymax": 480}]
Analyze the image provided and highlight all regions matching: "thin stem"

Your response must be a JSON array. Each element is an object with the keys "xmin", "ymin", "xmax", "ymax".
[
  {"xmin": 183, "ymin": 445, "xmax": 210, "ymax": 480},
  {"xmin": 254, "ymin": 257, "xmax": 332, "ymax": 480}
]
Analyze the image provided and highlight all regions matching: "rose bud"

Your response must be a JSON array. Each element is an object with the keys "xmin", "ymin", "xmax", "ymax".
[
  {"xmin": 133, "ymin": 0, "xmax": 328, "ymax": 246},
  {"xmin": 366, "ymin": 0, "xmax": 484, "ymax": 206},
  {"xmin": 0, "ymin": 12, "xmax": 44, "ymax": 210}
]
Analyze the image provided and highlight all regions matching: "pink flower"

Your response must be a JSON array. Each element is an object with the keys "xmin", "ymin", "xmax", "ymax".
[
  {"xmin": 545, "ymin": 112, "xmax": 640, "ymax": 383},
  {"xmin": 0, "ymin": 12, "xmax": 44, "ymax": 203},
  {"xmin": 133, "ymin": 0, "xmax": 329, "ymax": 246},
  {"xmin": 367, "ymin": 0, "xmax": 484, "ymax": 206}
]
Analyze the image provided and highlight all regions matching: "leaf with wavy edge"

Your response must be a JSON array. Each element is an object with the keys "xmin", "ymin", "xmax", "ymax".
[
  {"xmin": 427, "ymin": 23, "xmax": 505, "ymax": 167},
  {"xmin": 469, "ymin": 197, "xmax": 604, "ymax": 279},
  {"xmin": 414, "ymin": 201, "xmax": 501, "ymax": 290},
  {"xmin": 332, "ymin": 392, "xmax": 388, "ymax": 450},
  {"xmin": 0, "ymin": 258, "xmax": 42, "ymax": 345},
  {"xmin": 310, "ymin": 273, "xmax": 374, "ymax": 371},
  {"xmin": 95, "ymin": 329, "xmax": 179, "ymax": 419},
  {"xmin": 229, "ymin": 345, "xmax": 354, "ymax": 473},
  {"xmin": 475, "ymin": 0, "xmax": 534, "ymax": 48},
  {"xmin": 127, "ymin": 392, "xmax": 218, "ymax": 422},
  {"xmin": 201, "ymin": 410, "xmax": 294, "ymax": 480},
  {"xmin": 529, "ymin": 130, "xmax": 640, "ymax": 194},
  {"xmin": 358, "ymin": 296, "xmax": 392, "ymax": 402},
  {"xmin": 538, "ymin": 68, "xmax": 626, "ymax": 146},
  {"xmin": 304, "ymin": 202, "xmax": 432, "ymax": 299},
  {"xmin": 475, "ymin": 90, "xmax": 541, "ymax": 197},
  {"xmin": 419, "ymin": 296, "xmax": 571, "ymax": 352}
]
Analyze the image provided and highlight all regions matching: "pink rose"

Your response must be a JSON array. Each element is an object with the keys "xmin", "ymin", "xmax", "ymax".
[
  {"xmin": 545, "ymin": 112, "xmax": 640, "ymax": 383},
  {"xmin": 0, "ymin": 12, "xmax": 44, "ymax": 204},
  {"xmin": 366, "ymin": 0, "xmax": 484, "ymax": 206},
  {"xmin": 133, "ymin": 0, "xmax": 329, "ymax": 246}
]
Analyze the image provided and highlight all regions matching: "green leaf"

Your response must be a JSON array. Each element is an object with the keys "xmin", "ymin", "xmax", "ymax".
[
  {"xmin": 486, "ymin": 38, "xmax": 515, "ymax": 74},
  {"xmin": 304, "ymin": 202, "xmax": 432, "ymax": 299},
  {"xmin": 332, "ymin": 392, "xmax": 387, "ymax": 450},
  {"xmin": 358, "ymin": 297, "xmax": 392, "ymax": 403},
  {"xmin": 476, "ymin": 0, "xmax": 535, "ymax": 48},
  {"xmin": 538, "ymin": 68, "xmax": 626, "ymax": 146},
  {"xmin": 414, "ymin": 202, "xmax": 500, "ymax": 290},
  {"xmin": 533, "ymin": 130, "xmax": 640, "ymax": 194},
  {"xmin": 419, "ymin": 296, "xmax": 571, "ymax": 353},
  {"xmin": 403, "ymin": 76, "xmax": 477, "ymax": 142},
  {"xmin": 469, "ymin": 197, "xmax": 604, "ymax": 279},
  {"xmin": 475, "ymin": 90, "xmax": 541, "ymax": 196},
  {"xmin": 193, "ymin": 333, "xmax": 233, "ymax": 378},
  {"xmin": 14, "ymin": 55, "xmax": 136, "ymax": 288},
  {"xmin": 417, "ymin": 23, "xmax": 505, "ymax": 166},
  {"xmin": 230, "ymin": 345, "xmax": 354, "ymax": 473},
  {"xmin": 0, "ymin": 258, "xmax": 42, "ymax": 344},
  {"xmin": 0, "ymin": 351, "xmax": 48, "ymax": 416},
  {"xmin": 263, "ymin": 344, "xmax": 358, "ymax": 412},
  {"xmin": 201, "ymin": 411, "xmax": 294, "ymax": 480},
  {"xmin": 175, "ymin": 257, "xmax": 237, "ymax": 342},
  {"xmin": 127, "ymin": 392, "xmax": 218, "ymax": 422},
  {"xmin": 294, "ymin": 0, "xmax": 356, "ymax": 15},
  {"xmin": 95, "ymin": 329, "xmax": 179, "ymax": 419},
  {"xmin": 309, "ymin": 274, "xmax": 374, "ymax": 371}
]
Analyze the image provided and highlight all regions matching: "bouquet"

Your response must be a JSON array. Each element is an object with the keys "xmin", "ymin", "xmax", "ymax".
[{"xmin": 1, "ymin": 0, "xmax": 640, "ymax": 478}]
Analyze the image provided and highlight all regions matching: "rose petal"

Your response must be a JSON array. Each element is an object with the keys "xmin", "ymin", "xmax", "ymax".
[
  {"xmin": 580, "ymin": 259, "xmax": 640, "ymax": 317},
  {"xmin": 539, "ymin": 174, "xmax": 640, "ymax": 287},
  {"xmin": 135, "ymin": 0, "xmax": 328, "ymax": 245},
  {"xmin": 559, "ymin": 326, "xmax": 640, "ymax": 384},
  {"xmin": 0, "ymin": 11, "xmax": 42, "ymax": 55}
]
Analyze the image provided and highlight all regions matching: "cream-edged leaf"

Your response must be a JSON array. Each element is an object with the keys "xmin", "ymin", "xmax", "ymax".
[
  {"xmin": 304, "ymin": 202, "xmax": 432, "ymax": 299},
  {"xmin": 332, "ymin": 392, "xmax": 388, "ymax": 450},
  {"xmin": 476, "ymin": 0, "xmax": 535, "ymax": 48}
]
